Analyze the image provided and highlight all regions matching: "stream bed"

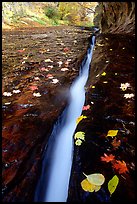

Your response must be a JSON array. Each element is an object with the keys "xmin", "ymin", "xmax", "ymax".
[{"xmin": 2, "ymin": 26, "xmax": 135, "ymax": 202}]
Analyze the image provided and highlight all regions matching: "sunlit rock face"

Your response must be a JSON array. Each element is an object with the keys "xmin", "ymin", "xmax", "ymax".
[{"xmin": 94, "ymin": 2, "xmax": 135, "ymax": 35}]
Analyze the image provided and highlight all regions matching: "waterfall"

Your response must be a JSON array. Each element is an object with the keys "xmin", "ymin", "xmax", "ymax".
[{"xmin": 34, "ymin": 35, "xmax": 95, "ymax": 202}]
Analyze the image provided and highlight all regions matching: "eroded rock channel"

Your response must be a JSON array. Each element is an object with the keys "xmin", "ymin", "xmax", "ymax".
[{"xmin": 2, "ymin": 25, "xmax": 135, "ymax": 202}]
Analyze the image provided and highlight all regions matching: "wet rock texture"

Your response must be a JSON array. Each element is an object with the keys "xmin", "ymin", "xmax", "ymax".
[
  {"xmin": 2, "ymin": 26, "xmax": 91, "ymax": 202},
  {"xmin": 2, "ymin": 3, "xmax": 135, "ymax": 202},
  {"xmin": 94, "ymin": 2, "xmax": 135, "ymax": 35},
  {"xmin": 68, "ymin": 33, "xmax": 135, "ymax": 202}
]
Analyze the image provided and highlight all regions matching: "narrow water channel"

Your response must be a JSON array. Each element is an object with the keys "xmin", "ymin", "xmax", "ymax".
[{"xmin": 34, "ymin": 35, "xmax": 96, "ymax": 202}]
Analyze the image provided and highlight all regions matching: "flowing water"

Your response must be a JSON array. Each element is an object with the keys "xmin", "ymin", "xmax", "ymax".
[{"xmin": 34, "ymin": 35, "xmax": 95, "ymax": 202}]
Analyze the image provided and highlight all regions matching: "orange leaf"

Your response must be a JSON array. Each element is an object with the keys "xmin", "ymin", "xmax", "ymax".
[
  {"xmin": 100, "ymin": 153, "xmax": 115, "ymax": 163},
  {"xmin": 112, "ymin": 160, "xmax": 129, "ymax": 174},
  {"xmin": 111, "ymin": 138, "xmax": 121, "ymax": 149}
]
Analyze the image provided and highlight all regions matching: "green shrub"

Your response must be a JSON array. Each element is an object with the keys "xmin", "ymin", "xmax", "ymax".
[{"xmin": 44, "ymin": 7, "xmax": 58, "ymax": 19}]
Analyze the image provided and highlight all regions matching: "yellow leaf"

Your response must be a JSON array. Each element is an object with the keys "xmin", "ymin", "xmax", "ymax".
[
  {"xmin": 107, "ymin": 130, "xmax": 118, "ymax": 137},
  {"xmin": 83, "ymin": 173, "xmax": 105, "ymax": 186},
  {"xmin": 76, "ymin": 115, "xmax": 87, "ymax": 124},
  {"xmin": 74, "ymin": 132, "xmax": 85, "ymax": 140},
  {"xmin": 75, "ymin": 139, "xmax": 82, "ymax": 146},
  {"xmin": 81, "ymin": 179, "xmax": 95, "ymax": 192},
  {"xmin": 81, "ymin": 178, "xmax": 101, "ymax": 193},
  {"xmin": 108, "ymin": 175, "xmax": 119, "ymax": 195},
  {"xmin": 101, "ymin": 72, "xmax": 106, "ymax": 76},
  {"xmin": 92, "ymin": 85, "xmax": 95, "ymax": 88}
]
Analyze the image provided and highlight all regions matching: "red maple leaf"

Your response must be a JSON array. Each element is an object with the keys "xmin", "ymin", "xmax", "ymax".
[
  {"xmin": 82, "ymin": 105, "xmax": 90, "ymax": 111},
  {"xmin": 100, "ymin": 153, "xmax": 115, "ymax": 163},
  {"xmin": 112, "ymin": 160, "xmax": 129, "ymax": 174}
]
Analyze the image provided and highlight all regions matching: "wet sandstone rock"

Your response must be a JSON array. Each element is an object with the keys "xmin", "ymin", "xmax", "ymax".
[
  {"xmin": 94, "ymin": 2, "xmax": 135, "ymax": 35},
  {"xmin": 2, "ymin": 26, "xmax": 92, "ymax": 202}
]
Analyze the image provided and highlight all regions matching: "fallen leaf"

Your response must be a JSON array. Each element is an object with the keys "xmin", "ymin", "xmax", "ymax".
[
  {"xmin": 124, "ymin": 93, "xmax": 134, "ymax": 99},
  {"xmin": 4, "ymin": 102, "xmax": 11, "ymax": 105},
  {"xmin": 48, "ymin": 65, "xmax": 53, "ymax": 68},
  {"xmin": 120, "ymin": 83, "xmax": 130, "ymax": 91},
  {"xmin": 101, "ymin": 153, "xmax": 115, "ymax": 163},
  {"xmin": 82, "ymin": 105, "xmax": 90, "ymax": 110},
  {"xmin": 81, "ymin": 178, "xmax": 101, "ymax": 192},
  {"xmin": 106, "ymin": 130, "xmax": 118, "ymax": 137},
  {"xmin": 45, "ymin": 59, "xmax": 53, "ymax": 63},
  {"xmin": 17, "ymin": 49, "xmax": 25, "ymax": 53},
  {"xmin": 51, "ymin": 79, "xmax": 59, "ymax": 84},
  {"xmin": 111, "ymin": 138, "xmax": 121, "ymax": 149},
  {"xmin": 75, "ymin": 139, "xmax": 83, "ymax": 146},
  {"xmin": 101, "ymin": 72, "xmax": 106, "ymax": 76},
  {"xmin": 13, "ymin": 89, "xmax": 21, "ymax": 93},
  {"xmin": 112, "ymin": 160, "xmax": 129, "ymax": 174},
  {"xmin": 40, "ymin": 67, "xmax": 48, "ymax": 71},
  {"xmin": 3, "ymin": 92, "xmax": 12, "ymax": 96},
  {"xmin": 96, "ymin": 43, "xmax": 104, "ymax": 47},
  {"xmin": 61, "ymin": 68, "xmax": 69, "ymax": 71},
  {"xmin": 76, "ymin": 115, "xmax": 87, "ymax": 124},
  {"xmin": 34, "ymin": 77, "xmax": 40, "ymax": 81},
  {"xmin": 33, "ymin": 92, "xmax": 41, "ymax": 97},
  {"xmin": 108, "ymin": 175, "xmax": 119, "ymax": 195},
  {"xmin": 83, "ymin": 173, "xmax": 105, "ymax": 186},
  {"xmin": 46, "ymin": 74, "xmax": 53, "ymax": 79},
  {"xmin": 57, "ymin": 61, "xmax": 63, "ymax": 67},
  {"xmin": 64, "ymin": 47, "xmax": 69, "ymax": 52},
  {"xmin": 29, "ymin": 85, "xmax": 38, "ymax": 91},
  {"xmin": 74, "ymin": 131, "xmax": 85, "ymax": 140}
]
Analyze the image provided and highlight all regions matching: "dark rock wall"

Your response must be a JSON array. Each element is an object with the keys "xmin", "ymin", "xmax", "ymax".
[{"xmin": 94, "ymin": 2, "xmax": 135, "ymax": 35}]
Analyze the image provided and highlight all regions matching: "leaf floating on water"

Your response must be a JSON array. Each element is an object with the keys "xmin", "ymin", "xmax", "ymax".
[
  {"xmin": 106, "ymin": 130, "xmax": 118, "ymax": 137},
  {"xmin": 101, "ymin": 153, "xmax": 115, "ymax": 163},
  {"xmin": 83, "ymin": 173, "xmax": 105, "ymax": 186},
  {"xmin": 112, "ymin": 160, "xmax": 129, "ymax": 174},
  {"xmin": 76, "ymin": 115, "xmax": 87, "ymax": 124},
  {"xmin": 3, "ymin": 92, "xmax": 12, "ymax": 97},
  {"xmin": 75, "ymin": 139, "xmax": 83, "ymax": 146},
  {"xmin": 33, "ymin": 92, "xmax": 41, "ymax": 97},
  {"xmin": 108, "ymin": 175, "xmax": 119, "ymax": 195},
  {"xmin": 82, "ymin": 105, "xmax": 90, "ymax": 110},
  {"xmin": 74, "ymin": 132, "xmax": 85, "ymax": 140}
]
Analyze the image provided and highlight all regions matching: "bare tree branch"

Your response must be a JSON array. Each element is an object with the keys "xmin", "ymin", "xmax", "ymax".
[{"xmin": 77, "ymin": 2, "xmax": 96, "ymax": 14}]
